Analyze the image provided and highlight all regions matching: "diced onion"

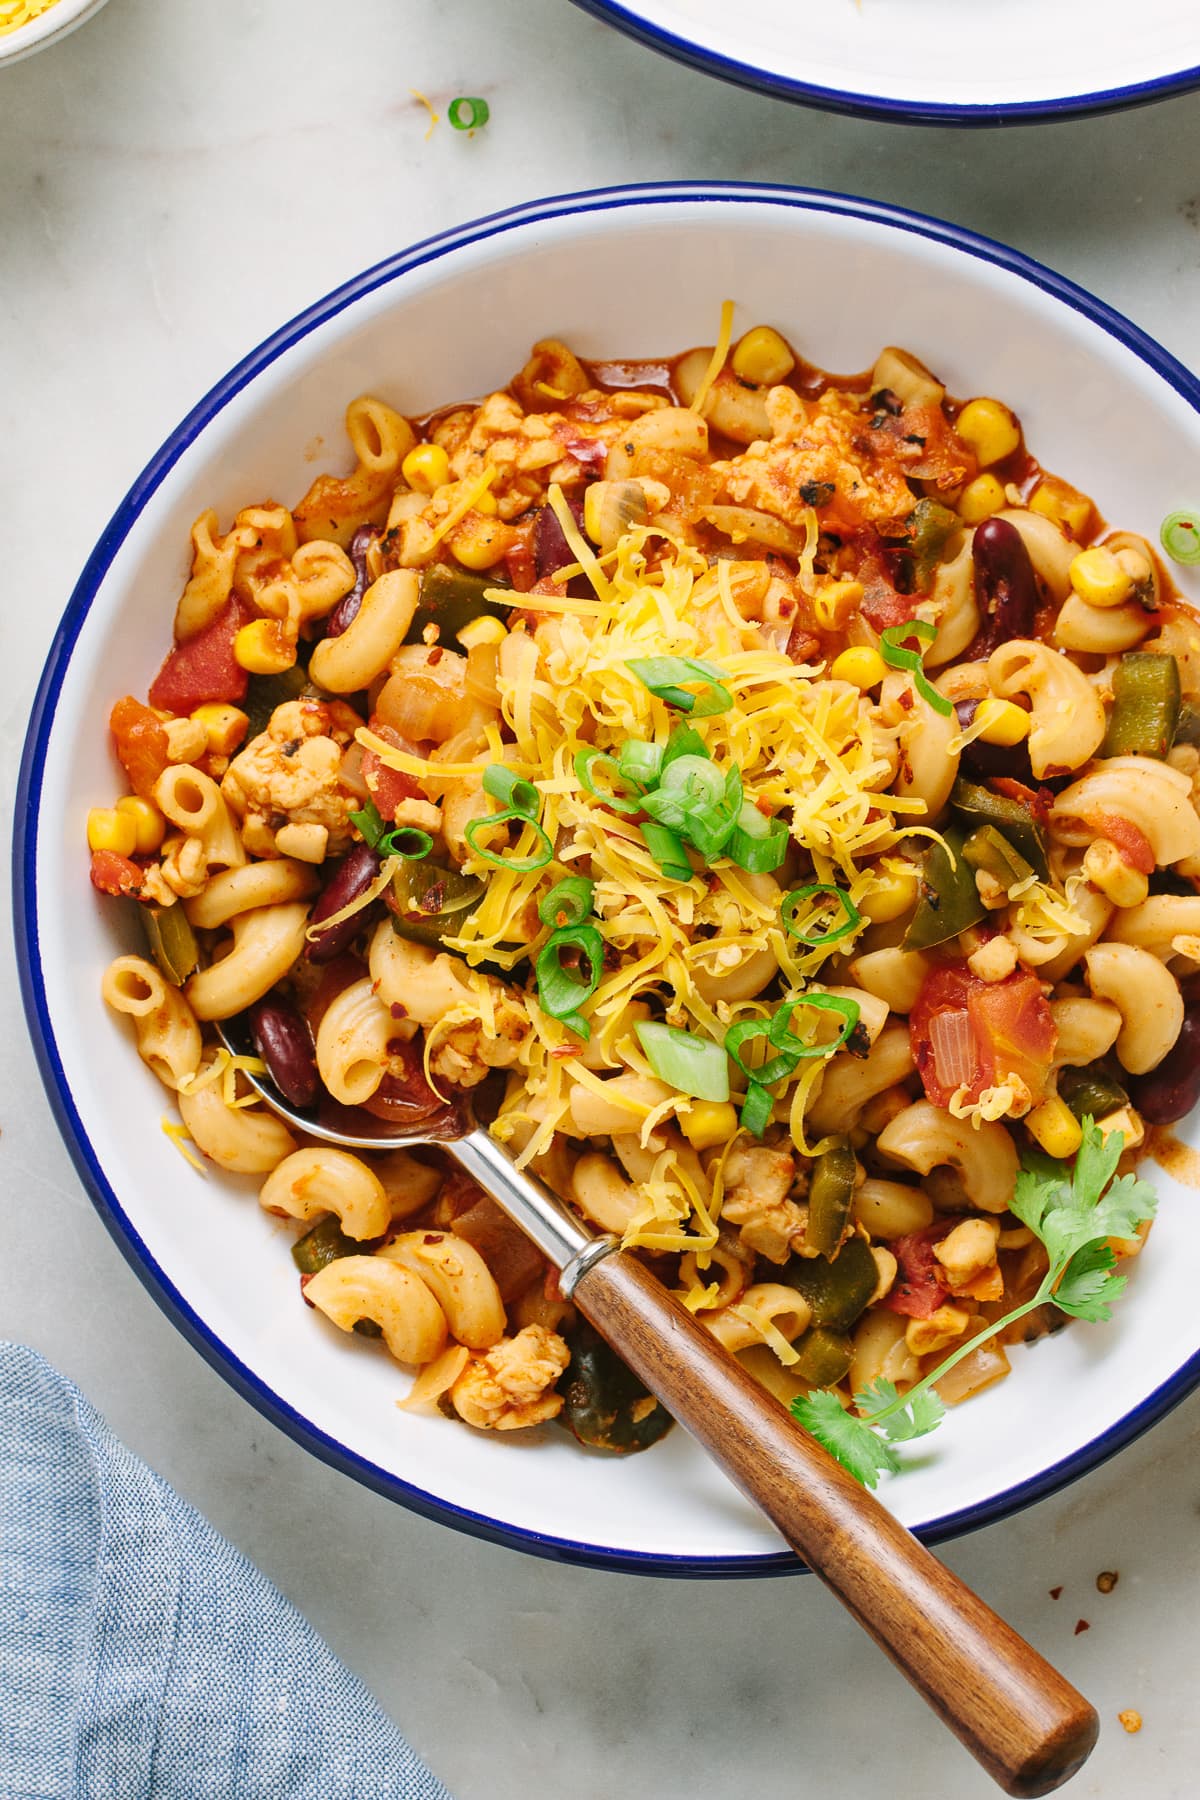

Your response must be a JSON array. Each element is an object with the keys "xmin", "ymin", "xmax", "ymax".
[{"xmin": 929, "ymin": 1008, "xmax": 978, "ymax": 1090}]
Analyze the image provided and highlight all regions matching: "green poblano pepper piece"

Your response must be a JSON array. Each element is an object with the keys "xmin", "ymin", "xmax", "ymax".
[{"xmin": 560, "ymin": 1325, "xmax": 674, "ymax": 1454}]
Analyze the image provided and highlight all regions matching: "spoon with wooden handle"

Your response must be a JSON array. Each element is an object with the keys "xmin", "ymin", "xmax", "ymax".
[{"xmin": 217, "ymin": 1019, "xmax": 1099, "ymax": 1796}]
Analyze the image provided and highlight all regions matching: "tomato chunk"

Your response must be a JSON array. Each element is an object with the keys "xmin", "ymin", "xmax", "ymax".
[
  {"xmin": 148, "ymin": 598, "xmax": 249, "ymax": 715},
  {"xmin": 109, "ymin": 696, "xmax": 170, "ymax": 799},
  {"xmin": 1094, "ymin": 811, "xmax": 1155, "ymax": 875},
  {"xmin": 910, "ymin": 961, "xmax": 1056, "ymax": 1109},
  {"xmin": 882, "ymin": 1220, "xmax": 957, "ymax": 1319},
  {"xmin": 362, "ymin": 717, "xmax": 423, "ymax": 821},
  {"xmin": 90, "ymin": 850, "xmax": 144, "ymax": 898}
]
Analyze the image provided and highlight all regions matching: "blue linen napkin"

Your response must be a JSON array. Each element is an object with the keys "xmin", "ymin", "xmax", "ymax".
[{"xmin": 0, "ymin": 1343, "xmax": 454, "ymax": 1800}]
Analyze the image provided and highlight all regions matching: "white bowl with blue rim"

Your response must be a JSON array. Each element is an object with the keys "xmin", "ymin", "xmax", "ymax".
[
  {"xmin": 572, "ymin": 0, "xmax": 1200, "ymax": 123},
  {"xmin": 0, "ymin": 0, "xmax": 112, "ymax": 67},
  {"xmin": 17, "ymin": 182, "xmax": 1200, "ymax": 1573}
]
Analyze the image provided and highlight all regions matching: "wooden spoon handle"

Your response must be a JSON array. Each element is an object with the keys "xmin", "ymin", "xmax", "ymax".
[{"xmin": 570, "ymin": 1250, "xmax": 1098, "ymax": 1798}]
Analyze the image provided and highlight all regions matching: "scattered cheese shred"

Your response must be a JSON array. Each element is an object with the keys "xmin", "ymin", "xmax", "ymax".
[
  {"xmin": 688, "ymin": 299, "xmax": 736, "ymax": 419},
  {"xmin": 161, "ymin": 1118, "xmax": 206, "ymax": 1174},
  {"xmin": 426, "ymin": 465, "xmax": 497, "ymax": 550}
]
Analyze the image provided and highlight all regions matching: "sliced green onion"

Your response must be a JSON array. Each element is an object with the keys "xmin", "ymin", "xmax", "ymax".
[
  {"xmin": 482, "ymin": 763, "xmax": 540, "ymax": 818},
  {"xmin": 536, "ymin": 923, "xmax": 605, "ymax": 1036},
  {"xmin": 349, "ymin": 803, "xmax": 432, "ymax": 861},
  {"xmin": 617, "ymin": 738, "xmax": 663, "ymax": 787},
  {"xmin": 723, "ymin": 1019, "xmax": 800, "ymax": 1090},
  {"xmin": 677, "ymin": 805, "xmax": 738, "ymax": 862},
  {"xmin": 635, "ymin": 1022, "xmax": 729, "ymax": 1102},
  {"xmin": 538, "ymin": 876, "xmax": 595, "ymax": 929},
  {"xmin": 348, "ymin": 801, "xmax": 388, "ymax": 848},
  {"xmin": 769, "ymin": 993, "xmax": 862, "ymax": 1059},
  {"xmin": 659, "ymin": 754, "xmax": 726, "ymax": 808},
  {"xmin": 1161, "ymin": 511, "xmax": 1200, "ymax": 566},
  {"xmin": 739, "ymin": 1082, "xmax": 774, "ymax": 1138},
  {"xmin": 725, "ymin": 816, "xmax": 789, "ymax": 873},
  {"xmin": 574, "ymin": 747, "xmax": 642, "ymax": 815},
  {"xmin": 378, "ymin": 826, "xmax": 433, "ymax": 859},
  {"xmin": 781, "ymin": 883, "xmax": 862, "ymax": 947},
  {"xmin": 661, "ymin": 723, "xmax": 709, "ymax": 769},
  {"xmin": 464, "ymin": 808, "xmax": 553, "ymax": 873},
  {"xmin": 447, "ymin": 96, "xmax": 490, "ymax": 130},
  {"xmin": 879, "ymin": 620, "xmax": 952, "ymax": 717},
  {"xmin": 627, "ymin": 655, "xmax": 733, "ymax": 718},
  {"xmin": 640, "ymin": 822, "xmax": 693, "ymax": 882}
]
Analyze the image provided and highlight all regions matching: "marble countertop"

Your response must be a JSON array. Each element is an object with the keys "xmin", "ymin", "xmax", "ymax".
[{"xmin": 3, "ymin": 3, "xmax": 1200, "ymax": 1794}]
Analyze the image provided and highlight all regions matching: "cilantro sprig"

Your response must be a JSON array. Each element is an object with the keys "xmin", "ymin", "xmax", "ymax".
[{"xmin": 791, "ymin": 1120, "xmax": 1157, "ymax": 1488}]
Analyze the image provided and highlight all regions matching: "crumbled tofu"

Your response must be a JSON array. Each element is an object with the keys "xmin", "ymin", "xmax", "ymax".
[
  {"xmin": 721, "ymin": 1144, "xmax": 806, "ymax": 1264},
  {"xmin": 449, "ymin": 1324, "xmax": 571, "ymax": 1430}
]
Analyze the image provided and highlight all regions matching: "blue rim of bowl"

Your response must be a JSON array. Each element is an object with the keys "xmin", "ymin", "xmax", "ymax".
[
  {"xmin": 570, "ymin": 0, "xmax": 1200, "ymax": 125},
  {"xmin": 15, "ymin": 179, "xmax": 1200, "ymax": 1577}
]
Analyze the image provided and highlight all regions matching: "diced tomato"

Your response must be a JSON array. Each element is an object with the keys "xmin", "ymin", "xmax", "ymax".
[
  {"xmin": 1094, "ymin": 811, "xmax": 1155, "ymax": 874},
  {"xmin": 503, "ymin": 533, "xmax": 537, "ymax": 593},
  {"xmin": 910, "ymin": 961, "xmax": 1056, "ymax": 1109},
  {"xmin": 882, "ymin": 1220, "xmax": 958, "ymax": 1319},
  {"xmin": 990, "ymin": 777, "xmax": 1054, "ymax": 826},
  {"xmin": 361, "ymin": 717, "xmax": 423, "ymax": 821},
  {"xmin": 90, "ymin": 850, "xmax": 144, "ymax": 898},
  {"xmin": 148, "ymin": 598, "xmax": 249, "ymax": 715},
  {"xmin": 851, "ymin": 543, "xmax": 913, "ymax": 633},
  {"xmin": 895, "ymin": 404, "xmax": 977, "ymax": 488},
  {"xmin": 109, "ymin": 696, "xmax": 171, "ymax": 799}
]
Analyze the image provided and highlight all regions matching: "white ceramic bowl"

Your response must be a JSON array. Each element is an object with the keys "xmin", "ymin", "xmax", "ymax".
[
  {"xmin": 0, "ymin": 0, "xmax": 111, "ymax": 67},
  {"xmin": 18, "ymin": 183, "xmax": 1200, "ymax": 1573},
  {"xmin": 573, "ymin": 0, "xmax": 1200, "ymax": 122}
]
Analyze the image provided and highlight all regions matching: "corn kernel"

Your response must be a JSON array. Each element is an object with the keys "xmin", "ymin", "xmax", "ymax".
[
  {"xmin": 958, "ymin": 473, "xmax": 1007, "ymax": 525},
  {"xmin": 974, "ymin": 697, "xmax": 1030, "ymax": 747},
  {"xmin": 87, "ymin": 807, "xmax": 138, "ymax": 857},
  {"xmin": 1082, "ymin": 838, "xmax": 1150, "ymax": 908},
  {"xmin": 956, "ymin": 397, "xmax": 1021, "ymax": 468},
  {"xmin": 473, "ymin": 488, "xmax": 499, "ymax": 516},
  {"xmin": 1070, "ymin": 545, "xmax": 1133, "ymax": 608},
  {"xmin": 812, "ymin": 579, "xmax": 863, "ymax": 630},
  {"xmin": 233, "ymin": 619, "xmax": 296, "ymax": 675},
  {"xmin": 830, "ymin": 646, "xmax": 888, "ymax": 691},
  {"xmin": 451, "ymin": 518, "xmax": 511, "ymax": 571},
  {"xmin": 114, "ymin": 795, "xmax": 165, "ymax": 854},
  {"xmin": 680, "ymin": 1100, "xmax": 739, "ymax": 1152},
  {"xmin": 401, "ymin": 442, "xmax": 451, "ymax": 494},
  {"xmin": 1028, "ymin": 477, "xmax": 1093, "ymax": 539},
  {"xmin": 1097, "ymin": 1106, "xmax": 1145, "ymax": 1152},
  {"xmin": 457, "ymin": 615, "xmax": 507, "ymax": 650},
  {"xmin": 860, "ymin": 859, "xmax": 921, "ymax": 924},
  {"xmin": 1026, "ymin": 1096, "xmax": 1083, "ymax": 1160},
  {"xmin": 191, "ymin": 702, "xmax": 250, "ymax": 757},
  {"xmin": 730, "ymin": 325, "xmax": 795, "ymax": 388}
]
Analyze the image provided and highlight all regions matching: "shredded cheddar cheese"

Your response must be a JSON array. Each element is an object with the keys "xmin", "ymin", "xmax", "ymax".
[{"xmin": 688, "ymin": 300, "xmax": 736, "ymax": 419}]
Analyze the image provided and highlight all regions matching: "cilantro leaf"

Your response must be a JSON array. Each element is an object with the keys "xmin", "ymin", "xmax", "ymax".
[
  {"xmin": 791, "ymin": 1390, "xmax": 900, "ymax": 1489},
  {"xmin": 1053, "ymin": 1240, "xmax": 1128, "ymax": 1323},
  {"xmin": 856, "ymin": 1378, "xmax": 946, "ymax": 1443},
  {"xmin": 1011, "ymin": 1119, "xmax": 1156, "ymax": 1268}
]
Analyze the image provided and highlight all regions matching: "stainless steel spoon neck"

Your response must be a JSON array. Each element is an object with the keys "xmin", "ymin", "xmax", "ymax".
[{"xmin": 450, "ymin": 1126, "xmax": 616, "ymax": 1282}]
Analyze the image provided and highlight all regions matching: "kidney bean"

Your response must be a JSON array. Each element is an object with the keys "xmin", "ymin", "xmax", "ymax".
[
  {"xmin": 533, "ymin": 498, "xmax": 590, "ymax": 595},
  {"xmin": 306, "ymin": 843, "xmax": 381, "ymax": 962},
  {"xmin": 954, "ymin": 697, "xmax": 1035, "ymax": 782},
  {"xmin": 324, "ymin": 525, "xmax": 378, "ymax": 639},
  {"xmin": 965, "ymin": 516, "xmax": 1038, "ymax": 659},
  {"xmin": 1129, "ymin": 1006, "xmax": 1200, "ymax": 1125},
  {"xmin": 249, "ymin": 995, "xmax": 319, "ymax": 1109}
]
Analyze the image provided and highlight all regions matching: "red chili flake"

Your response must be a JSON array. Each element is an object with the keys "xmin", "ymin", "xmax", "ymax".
[
  {"xmin": 1074, "ymin": 1619, "xmax": 1090, "ymax": 1636},
  {"xmin": 1049, "ymin": 1586, "xmax": 1063, "ymax": 1600}
]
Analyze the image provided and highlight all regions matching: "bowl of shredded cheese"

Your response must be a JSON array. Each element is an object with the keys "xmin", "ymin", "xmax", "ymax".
[
  {"xmin": 18, "ymin": 182, "xmax": 1200, "ymax": 1572},
  {"xmin": 0, "ymin": 0, "xmax": 111, "ymax": 65}
]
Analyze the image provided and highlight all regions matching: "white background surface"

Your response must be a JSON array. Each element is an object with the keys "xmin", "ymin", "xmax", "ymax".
[{"xmin": 2, "ymin": 3, "xmax": 1200, "ymax": 1795}]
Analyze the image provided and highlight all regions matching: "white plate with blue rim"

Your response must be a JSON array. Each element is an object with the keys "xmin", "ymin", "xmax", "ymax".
[
  {"xmin": 16, "ymin": 181, "xmax": 1200, "ymax": 1573},
  {"xmin": 572, "ymin": 0, "xmax": 1200, "ymax": 123}
]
